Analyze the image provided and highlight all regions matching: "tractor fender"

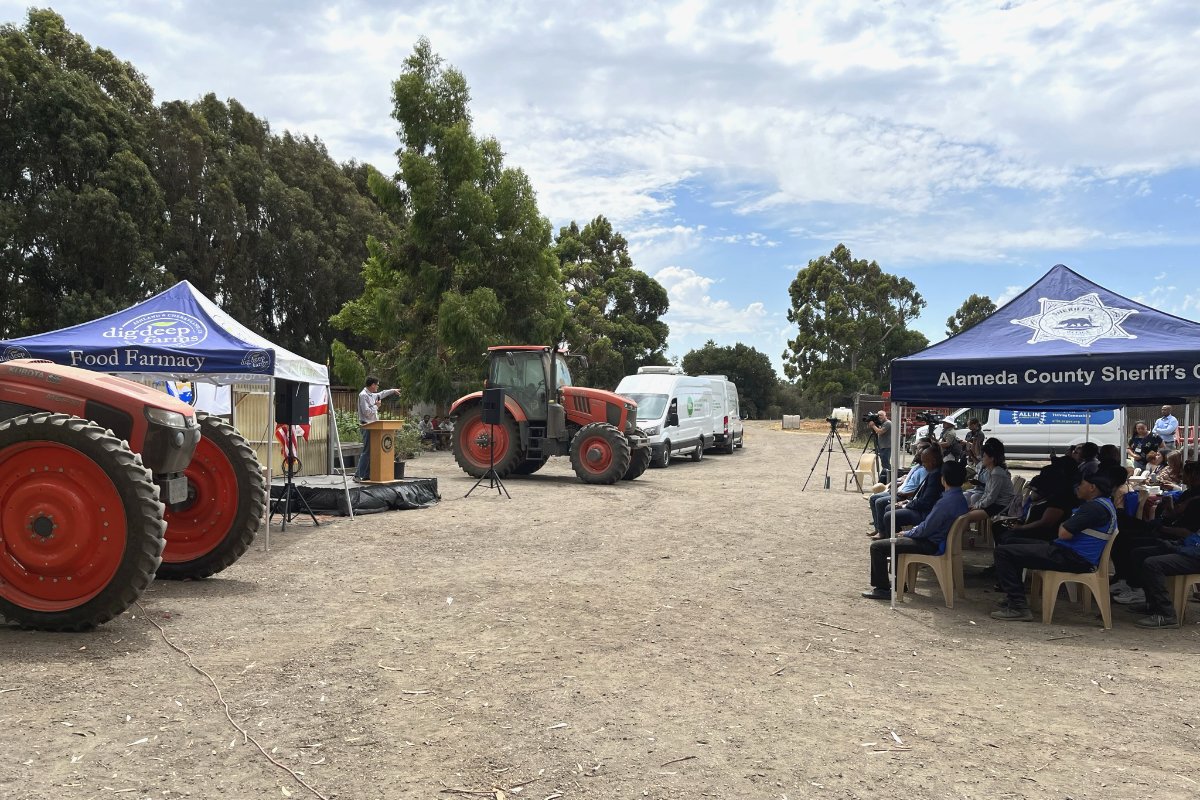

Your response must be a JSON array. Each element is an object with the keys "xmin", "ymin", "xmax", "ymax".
[{"xmin": 449, "ymin": 391, "xmax": 529, "ymax": 424}]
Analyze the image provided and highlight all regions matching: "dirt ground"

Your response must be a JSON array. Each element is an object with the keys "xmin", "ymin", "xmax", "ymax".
[{"xmin": 3, "ymin": 421, "xmax": 1198, "ymax": 800}]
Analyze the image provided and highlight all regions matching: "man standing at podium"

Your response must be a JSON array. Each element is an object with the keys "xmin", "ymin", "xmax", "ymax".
[{"xmin": 356, "ymin": 376, "xmax": 400, "ymax": 481}]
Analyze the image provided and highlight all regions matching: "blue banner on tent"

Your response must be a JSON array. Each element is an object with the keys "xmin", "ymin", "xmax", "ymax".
[{"xmin": 0, "ymin": 283, "xmax": 275, "ymax": 376}]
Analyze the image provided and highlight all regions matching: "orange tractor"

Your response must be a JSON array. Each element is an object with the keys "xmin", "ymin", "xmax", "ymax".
[
  {"xmin": 0, "ymin": 360, "xmax": 264, "ymax": 630},
  {"xmin": 451, "ymin": 346, "xmax": 651, "ymax": 484}
]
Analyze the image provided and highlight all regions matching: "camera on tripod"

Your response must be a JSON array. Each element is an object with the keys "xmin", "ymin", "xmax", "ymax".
[
  {"xmin": 825, "ymin": 416, "xmax": 844, "ymax": 428},
  {"xmin": 915, "ymin": 410, "xmax": 942, "ymax": 426},
  {"xmin": 862, "ymin": 412, "xmax": 883, "ymax": 426}
]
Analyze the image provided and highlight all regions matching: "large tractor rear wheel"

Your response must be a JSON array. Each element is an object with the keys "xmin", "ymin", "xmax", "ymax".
[
  {"xmin": 622, "ymin": 430, "xmax": 652, "ymax": 481},
  {"xmin": 0, "ymin": 413, "xmax": 164, "ymax": 631},
  {"xmin": 159, "ymin": 413, "xmax": 264, "ymax": 580},
  {"xmin": 453, "ymin": 405, "xmax": 522, "ymax": 478},
  {"xmin": 570, "ymin": 423, "xmax": 631, "ymax": 485}
]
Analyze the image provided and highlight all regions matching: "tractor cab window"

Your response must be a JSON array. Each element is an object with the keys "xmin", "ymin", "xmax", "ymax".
[
  {"xmin": 554, "ymin": 355, "xmax": 573, "ymax": 388},
  {"xmin": 490, "ymin": 351, "xmax": 545, "ymax": 391}
]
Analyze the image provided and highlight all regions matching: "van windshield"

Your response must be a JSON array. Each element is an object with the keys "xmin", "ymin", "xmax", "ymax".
[{"xmin": 623, "ymin": 393, "xmax": 669, "ymax": 419}]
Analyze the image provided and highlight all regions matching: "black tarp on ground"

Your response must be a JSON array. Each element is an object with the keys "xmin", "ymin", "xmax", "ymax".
[{"xmin": 271, "ymin": 475, "xmax": 439, "ymax": 516}]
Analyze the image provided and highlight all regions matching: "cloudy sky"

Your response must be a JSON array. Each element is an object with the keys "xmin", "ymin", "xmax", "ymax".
[{"xmin": 7, "ymin": 1, "xmax": 1199, "ymax": 371}]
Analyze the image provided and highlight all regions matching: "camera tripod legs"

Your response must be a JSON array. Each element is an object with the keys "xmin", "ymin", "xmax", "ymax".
[{"xmin": 802, "ymin": 426, "xmax": 864, "ymax": 491}]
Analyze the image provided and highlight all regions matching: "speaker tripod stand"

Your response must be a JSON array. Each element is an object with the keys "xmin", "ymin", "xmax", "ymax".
[
  {"xmin": 270, "ymin": 427, "xmax": 319, "ymax": 529},
  {"xmin": 465, "ymin": 422, "xmax": 510, "ymax": 499},
  {"xmin": 802, "ymin": 418, "xmax": 864, "ymax": 491}
]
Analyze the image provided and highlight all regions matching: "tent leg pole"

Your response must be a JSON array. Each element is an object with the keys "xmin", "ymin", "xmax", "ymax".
[
  {"xmin": 266, "ymin": 380, "xmax": 275, "ymax": 553},
  {"xmin": 329, "ymin": 390, "xmax": 354, "ymax": 521},
  {"xmin": 890, "ymin": 401, "xmax": 902, "ymax": 611}
]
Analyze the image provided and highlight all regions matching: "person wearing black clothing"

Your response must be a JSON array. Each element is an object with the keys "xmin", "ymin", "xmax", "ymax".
[
  {"xmin": 1127, "ymin": 421, "xmax": 1162, "ymax": 471},
  {"xmin": 991, "ymin": 457, "xmax": 1079, "ymax": 545},
  {"xmin": 1109, "ymin": 461, "xmax": 1200, "ymax": 604},
  {"xmin": 868, "ymin": 410, "xmax": 893, "ymax": 484}
]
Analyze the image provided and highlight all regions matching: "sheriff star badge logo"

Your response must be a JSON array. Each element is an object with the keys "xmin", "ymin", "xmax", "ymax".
[{"xmin": 1010, "ymin": 293, "xmax": 1137, "ymax": 347}]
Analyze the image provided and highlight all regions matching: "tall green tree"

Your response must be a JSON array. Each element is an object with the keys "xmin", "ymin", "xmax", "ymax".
[
  {"xmin": 783, "ymin": 244, "xmax": 925, "ymax": 411},
  {"xmin": 332, "ymin": 39, "xmax": 567, "ymax": 402},
  {"xmin": 681, "ymin": 340, "xmax": 777, "ymax": 418},
  {"xmin": 555, "ymin": 216, "xmax": 669, "ymax": 389},
  {"xmin": 0, "ymin": 9, "xmax": 164, "ymax": 337},
  {"xmin": 945, "ymin": 293, "xmax": 996, "ymax": 337},
  {"xmin": 153, "ymin": 96, "xmax": 394, "ymax": 361}
]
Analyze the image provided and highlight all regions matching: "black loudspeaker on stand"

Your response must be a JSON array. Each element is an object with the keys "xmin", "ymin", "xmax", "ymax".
[
  {"xmin": 466, "ymin": 387, "xmax": 510, "ymax": 499},
  {"xmin": 275, "ymin": 380, "xmax": 310, "ymax": 425}
]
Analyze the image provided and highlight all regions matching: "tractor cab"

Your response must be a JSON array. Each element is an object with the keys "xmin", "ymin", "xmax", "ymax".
[{"xmin": 487, "ymin": 347, "xmax": 574, "ymax": 421}]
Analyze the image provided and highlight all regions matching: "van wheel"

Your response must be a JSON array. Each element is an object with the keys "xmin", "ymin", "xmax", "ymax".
[
  {"xmin": 723, "ymin": 434, "xmax": 735, "ymax": 454},
  {"xmin": 656, "ymin": 441, "xmax": 671, "ymax": 468},
  {"xmin": 691, "ymin": 438, "xmax": 704, "ymax": 461}
]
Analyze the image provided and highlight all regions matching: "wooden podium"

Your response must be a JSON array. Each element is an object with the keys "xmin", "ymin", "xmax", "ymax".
[{"xmin": 361, "ymin": 420, "xmax": 405, "ymax": 483}]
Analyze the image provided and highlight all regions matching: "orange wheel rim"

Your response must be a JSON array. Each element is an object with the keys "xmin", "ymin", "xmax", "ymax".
[
  {"xmin": 579, "ymin": 435, "xmax": 614, "ymax": 474},
  {"xmin": 163, "ymin": 435, "xmax": 238, "ymax": 563},
  {"xmin": 0, "ymin": 442, "xmax": 127, "ymax": 612},
  {"xmin": 460, "ymin": 418, "xmax": 510, "ymax": 469}
]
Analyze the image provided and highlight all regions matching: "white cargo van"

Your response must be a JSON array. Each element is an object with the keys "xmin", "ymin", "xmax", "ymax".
[
  {"xmin": 615, "ymin": 367, "xmax": 717, "ymax": 467},
  {"xmin": 907, "ymin": 406, "xmax": 1123, "ymax": 460},
  {"xmin": 699, "ymin": 375, "xmax": 744, "ymax": 454}
]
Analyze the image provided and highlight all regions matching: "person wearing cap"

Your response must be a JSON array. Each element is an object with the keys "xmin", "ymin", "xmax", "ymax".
[
  {"xmin": 991, "ymin": 472, "xmax": 1119, "ymax": 621},
  {"xmin": 937, "ymin": 419, "xmax": 964, "ymax": 462}
]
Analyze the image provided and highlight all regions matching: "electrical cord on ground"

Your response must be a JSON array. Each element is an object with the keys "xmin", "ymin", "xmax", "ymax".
[{"xmin": 135, "ymin": 601, "xmax": 330, "ymax": 800}]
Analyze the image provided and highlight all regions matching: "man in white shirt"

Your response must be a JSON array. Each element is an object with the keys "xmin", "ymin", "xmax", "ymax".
[
  {"xmin": 1153, "ymin": 405, "xmax": 1179, "ymax": 450},
  {"xmin": 356, "ymin": 376, "xmax": 400, "ymax": 481}
]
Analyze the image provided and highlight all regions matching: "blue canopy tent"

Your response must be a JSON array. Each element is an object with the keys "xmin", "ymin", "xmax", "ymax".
[
  {"xmin": 882, "ymin": 264, "xmax": 1200, "ymax": 607},
  {"xmin": 0, "ymin": 280, "xmax": 354, "ymax": 538}
]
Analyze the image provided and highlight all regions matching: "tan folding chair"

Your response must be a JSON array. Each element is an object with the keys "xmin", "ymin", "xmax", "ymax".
[
  {"xmin": 1169, "ymin": 573, "xmax": 1200, "ymax": 624},
  {"xmin": 844, "ymin": 452, "xmax": 879, "ymax": 492},
  {"xmin": 1031, "ymin": 529, "xmax": 1120, "ymax": 629},
  {"xmin": 897, "ymin": 514, "xmax": 970, "ymax": 608}
]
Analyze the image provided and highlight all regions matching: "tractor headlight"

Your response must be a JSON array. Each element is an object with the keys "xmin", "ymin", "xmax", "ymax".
[
  {"xmin": 145, "ymin": 407, "xmax": 187, "ymax": 428},
  {"xmin": 642, "ymin": 424, "xmax": 660, "ymax": 436}
]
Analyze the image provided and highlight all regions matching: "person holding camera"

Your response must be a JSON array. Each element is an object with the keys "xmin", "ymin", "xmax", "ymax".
[{"xmin": 867, "ymin": 409, "xmax": 892, "ymax": 483}]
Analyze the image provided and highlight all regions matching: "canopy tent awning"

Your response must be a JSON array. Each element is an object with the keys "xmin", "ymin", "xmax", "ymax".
[
  {"xmin": 891, "ymin": 264, "xmax": 1200, "ymax": 407},
  {"xmin": 0, "ymin": 280, "xmax": 348, "ymax": 536},
  {"xmin": 0, "ymin": 280, "xmax": 327, "ymax": 385}
]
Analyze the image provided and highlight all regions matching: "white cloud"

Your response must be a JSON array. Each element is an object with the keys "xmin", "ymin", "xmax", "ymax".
[
  {"xmin": 995, "ymin": 285, "xmax": 1025, "ymax": 308},
  {"xmin": 653, "ymin": 266, "xmax": 769, "ymax": 337}
]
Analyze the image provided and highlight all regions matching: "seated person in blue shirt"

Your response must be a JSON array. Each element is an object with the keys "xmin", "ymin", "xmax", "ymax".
[
  {"xmin": 990, "ymin": 473, "xmax": 1118, "ymax": 621},
  {"xmin": 872, "ymin": 446, "xmax": 944, "ymax": 539},
  {"xmin": 867, "ymin": 443, "xmax": 929, "ymax": 537},
  {"xmin": 862, "ymin": 460, "xmax": 969, "ymax": 600}
]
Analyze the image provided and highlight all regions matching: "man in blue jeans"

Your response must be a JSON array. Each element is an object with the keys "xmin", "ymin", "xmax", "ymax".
[
  {"xmin": 355, "ymin": 376, "xmax": 400, "ymax": 481},
  {"xmin": 862, "ymin": 461, "xmax": 969, "ymax": 600}
]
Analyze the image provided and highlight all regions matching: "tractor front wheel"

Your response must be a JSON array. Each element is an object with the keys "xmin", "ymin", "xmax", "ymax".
[
  {"xmin": 159, "ymin": 413, "xmax": 265, "ymax": 580},
  {"xmin": 570, "ymin": 423, "xmax": 631, "ymax": 485},
  {"xmin": 0, "ymin": 413, "xmax": 164, "ymax": 631},
  {"xmin": 622, "ymin": 444, "xmax": 652, "ymax": 481},
  {"xmin": 453, "ymin": 406, "xmax": 522, "ymax": 478}
]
